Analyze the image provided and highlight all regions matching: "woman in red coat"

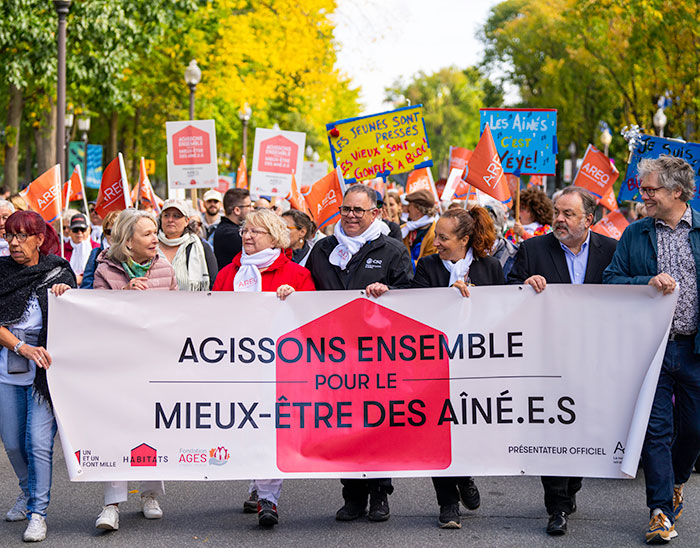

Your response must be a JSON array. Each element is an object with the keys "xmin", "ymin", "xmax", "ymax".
[{"xmin": 213, "ymin": 208, "xmax": 314, "ymax": 526}]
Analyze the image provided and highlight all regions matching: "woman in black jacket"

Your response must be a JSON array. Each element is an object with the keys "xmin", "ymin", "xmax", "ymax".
[{"xmin": 412, "ymin": 206, "xmax": 504, "ymax": 529}]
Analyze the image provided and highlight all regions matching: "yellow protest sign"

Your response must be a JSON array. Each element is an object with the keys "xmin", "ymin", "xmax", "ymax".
[
  {"xmin": 326, "ymin": 105, "xmax": 432, "ymax": 184},
  {"xmin": 144, "ymin": 159, "xmax": 156, "ymax": 175}
]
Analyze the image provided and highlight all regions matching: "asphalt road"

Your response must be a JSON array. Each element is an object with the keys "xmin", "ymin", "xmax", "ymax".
[{"xmin": 1, "ymin": 443, "xmax": 699, "ymax": 547}]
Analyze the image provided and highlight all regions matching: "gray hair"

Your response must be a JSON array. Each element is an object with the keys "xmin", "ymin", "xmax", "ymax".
[
  {"xmin": 555, "ymin": 186, "xmax": 597, "ymax": 217},
  {"xmin": 637, "ymin": 155, "xmax": 696, "ymax": 202},
  {"xmin": 344, "ymin": 184, "xmax": 377, "ymax": 207},
  {"xmin": 0, "ymin": 199, "xmax": 15, "ymax": 213},
  {"xmin": 242, "ymin": 208, "xmax": 291, "ymax": 249},
  {"xmin": 106, "ymin": 209, "xmax": 157, "ymax": 263}
]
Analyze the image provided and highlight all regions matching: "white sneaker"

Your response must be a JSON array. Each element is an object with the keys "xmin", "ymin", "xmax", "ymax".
[
  {"xmin": 95, "ymin": 505, "xmax": 119, "ymax": 530},
  {"xmin": 6, "ymin": 493, "xmax": 27, "ymax": 521},
  {"xmin": 141, "ymin": 494, "xmax": 163, "ymax": 519},
  {"xmin": 22, "ymin": 514, "xmax": 47, "ymax": 542}
]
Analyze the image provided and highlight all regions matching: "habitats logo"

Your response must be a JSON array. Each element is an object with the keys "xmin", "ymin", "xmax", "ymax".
[
  {"xmin": 209, "ymin": 446, "xmax": 230, "ymax": 466},
  {"xmin": 125, "ymin": 443, "xmax": 168, "ymax": 467}
]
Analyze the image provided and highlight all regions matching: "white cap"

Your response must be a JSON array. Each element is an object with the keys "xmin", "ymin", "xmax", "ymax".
[{"xmin": 203, "ymin": 189, "xmax": 222, "ymax": 202}]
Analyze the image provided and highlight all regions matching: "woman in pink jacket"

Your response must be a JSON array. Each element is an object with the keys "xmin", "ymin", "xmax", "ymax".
[{"xmin": 93, "ymin": 209, "xmax": 176, "ymax": 532}]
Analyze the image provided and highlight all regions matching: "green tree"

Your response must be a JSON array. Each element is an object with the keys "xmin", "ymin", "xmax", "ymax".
[{"xmin": 385, "ymin": 66, "xmax": 503, "ymax": 179}]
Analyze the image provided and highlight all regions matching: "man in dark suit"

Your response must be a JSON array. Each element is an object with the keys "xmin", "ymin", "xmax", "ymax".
[{"xmin": 507, "ymin": 186, "xmax": 618, "ymax": 536}]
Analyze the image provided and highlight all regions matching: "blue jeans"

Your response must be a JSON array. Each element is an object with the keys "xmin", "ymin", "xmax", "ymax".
[
  {"xmin": 642, "ymin": 337, "xmax": 700, "ymax": 521},
  {"xmin": 0, "ymin": 382, "xmax": 57, "ymax": 517}
]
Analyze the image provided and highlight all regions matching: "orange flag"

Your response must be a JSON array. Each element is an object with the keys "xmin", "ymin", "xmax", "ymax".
[
  {"xmin": 96, "ymin": 153, "xmax": 131, "ymax": 217},
  {"xmin": 406, "ymin": 167, "xmax": 440, "ymax": 204},
  {"xmin": 62, "ymin": 164, "xmax": 84, "ymax": 209},
  {"xmin": 528, "ymin": 175, "xmax": 544, "ymax": 187},
  {"xmin": 364, "ymin": 177, "xmax": 385, "ymax": 198},
  {"xmin": 591, "ymin": 209, "xmax": 629, "ymax": 240},
  {"xmin": 462, "ymin": 124, "xmax": 512, "ymax": 205},
  {"xmin": 20, "ymin": 164, "xmax": 62, "ymax": 222},
  {"xmin": 134, "ymin": 157, "xmax": 163, "ymax": 213},
  {"xmin": 600, "ymin": 185, "xmax": 619, "ymax": 211},
  {"xmin": 573, "ymin": 144, "xmax": 619, "ymax": 200},
  {"xmin": 236, "ymin": 155, "xmax": 248, "ymax": 189},
  {"xmin": 286, "ymin": 172, "xmax": 311, "ymax": 216},
  {"xmin": 303, "ymin": 167, "xmax": 346, "ymax": 230},
  {"xmin": 448, "ymin": 147, "xmax": 472, "ymax": 173}
]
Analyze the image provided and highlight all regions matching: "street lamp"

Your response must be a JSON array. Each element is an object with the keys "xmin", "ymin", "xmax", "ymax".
[
  {"xmin": 600, "ymin": 128, "xmax": 612, "ymax": 157},
  {"xmin": 238, "ymin": 103, "xmax": 252, "ymax": 159},
  {"xmin": 64, "ymin": 110, "xmax": 74, "ymax": 173},
  {"xmin": 54, "ymin": 0, "xmax": 72, "ymax": 181},
  {"xmin": 184, "ymin": 59, "xmax": 201, "ymax": 121},
  {"xmin": 77, "ymin": 115, "xmax": 91, "ymax": 143},
  {"xmin": 653, "ymin": 108, "xmax": 667, "ymax": 138}
]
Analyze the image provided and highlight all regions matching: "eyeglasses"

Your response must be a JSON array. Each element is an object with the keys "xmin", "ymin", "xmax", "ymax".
[
  {"xmin": 339, "ymin": 206, "xmax": 376, "ymax": 218},
  {"xmin": 239, "ymin": 228, "xmax": 270, "ymax": 237},
  {"xmin": 236, "ymin": 203, "xmax": 253, "ymax": 210},
  {"xmin": 3, "ymin": 233, "xmax": 34, "ymax": 243},
  {"xmin": 638, "ymin": 185, "xmax": 664, "ymax": 197},
  {"xmin": 71, "ymin": 227, "xmax": 88, "ymax": 233}
]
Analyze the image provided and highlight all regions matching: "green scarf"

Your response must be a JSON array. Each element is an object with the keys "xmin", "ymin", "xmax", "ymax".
[{"xmin": 121, "ymin": 257, "xmax": 153, "ymax": 279}]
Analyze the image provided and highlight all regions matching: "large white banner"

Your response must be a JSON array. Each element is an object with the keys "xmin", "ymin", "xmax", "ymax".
[{"xmin": 47, "ymin": 286, "xmax": 676, "ymax": 482}]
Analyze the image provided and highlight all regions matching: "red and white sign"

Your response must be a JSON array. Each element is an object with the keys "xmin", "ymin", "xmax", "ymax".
[
  {"xmin": 166, "ymin": 120, "xmax": 218, "ymax": 189},
  {"xmin": 251, "ymin": 128, "xmax": 305, "ymax": 198}
]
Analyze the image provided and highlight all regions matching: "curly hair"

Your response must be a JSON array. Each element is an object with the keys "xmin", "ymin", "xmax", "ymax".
[
  {"xmin": 520, "ymin": 187, "xmax": 554, "ymax": 226},
  {"xmin": 440, "ymin": 206, "xmax": 496, "ymax": 258}
]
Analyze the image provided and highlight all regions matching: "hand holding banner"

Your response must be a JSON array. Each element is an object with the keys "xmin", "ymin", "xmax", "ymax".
[
  {"xmin": 462, "ymin": 124, "xmax": 512, "ymax": 206},
  {"xmin": 20, "ymin": 164, "xmax": 62, "ymax": 223}
]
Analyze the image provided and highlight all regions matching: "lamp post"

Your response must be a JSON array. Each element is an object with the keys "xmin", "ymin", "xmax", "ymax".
[
  {"xmin": 600, "ymin": 128, "xmax": 612, "ymax": 157},
  {"xmin": 184, "ymin": 60, "xmax": 201, "ymax": 205},
  {"xmin": 54, "ymin": 0, "xmax": 71, "ymax": 181},
  {"xmin": 77, "ymin": 114, "xmax": 90, "ymax": 143},
  {"xmin": 238, "ymin": 103, "xmax": 252, "ymax": 159},
  {"xmin": 653, "ymin": 108, "xmax": 667, "ymax": 138},
  {"xmin": 64, "ymin": 109, "xmax": 74, "ymax": 174}
]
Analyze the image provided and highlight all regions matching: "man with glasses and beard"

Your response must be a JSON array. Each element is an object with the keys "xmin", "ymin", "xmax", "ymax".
[
  {"xmin": 304, "ymin": 184, "xmax": 413, "ymax": 523},
  {"xmin": 604, "ymin": 155, "xmax": 700, "ymax": 544},
  {"xmin": 508, "ymin": 186, "xmax": 617, "ymax": 537}
]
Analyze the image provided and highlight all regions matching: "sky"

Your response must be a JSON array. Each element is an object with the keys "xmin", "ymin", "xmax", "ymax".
[{"xmin": 332, "ymin": 0, "xmax": 506, "ymax": 115}]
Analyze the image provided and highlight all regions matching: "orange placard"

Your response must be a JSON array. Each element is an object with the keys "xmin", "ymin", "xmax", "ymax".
[
  {"xmin": 406, "ymin": 167, "xmax": 440, "ymax": 203},
  {"xmin": 462, "ymin": 124, "xmax": 512, "ymax": 205},
  {"xmin": 303, "ymin": 167, "xmax": 346, "ymax": 230},
  {"xmin": 573, "ymin": 144, "xmax": 619, "ymax": 199},
  {"xmin": 20, "ymin": 165, "xmax": 62, "ymax": 222},
  {"xmin": 591, "ymin": 209, "xmax": 629, "ymax": 240}
]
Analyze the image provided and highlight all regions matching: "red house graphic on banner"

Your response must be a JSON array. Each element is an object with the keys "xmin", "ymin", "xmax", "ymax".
[
  {"xmin": 172, "ymin": 125, "xmax": 211, "ymax": 166},
  {"xmin": 130, "ymin": 443, "xmax": 158, "ymax": 467},
  {"xmin": 276, "ymin": 298, "xmax": 452, "ymax": 473},
  {"xmin": 258, "ymin": 135, "xmax": 298, "ymax": 175}
]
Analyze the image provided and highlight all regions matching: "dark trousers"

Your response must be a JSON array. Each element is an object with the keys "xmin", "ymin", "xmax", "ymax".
[
  {"xmin": 431, "ymin": 476, "xmax": 471, "ymax": 507},
  {"xmin": 341, "ymin": 478, "xmax": 393, "ymax": 502},
  {"xmin": 541, "ymin": 476, "xmax": 582, "ymax": 515},
  {"xmin": 642, "ymin": 337, "xmax": 700, "ymax": 521}
]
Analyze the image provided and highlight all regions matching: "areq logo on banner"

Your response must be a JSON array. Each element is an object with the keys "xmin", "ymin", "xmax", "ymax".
[{"xmin": 276, "ymin": 298, "xmax": 451, "ymax": 472}]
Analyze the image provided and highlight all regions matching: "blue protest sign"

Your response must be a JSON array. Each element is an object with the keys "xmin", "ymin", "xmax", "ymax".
[
  {"xmin": 480, "ymin": 108, "xmax": 557, "ymax": 175},
  {"xmin": 619, "ymin": 135, "xmax": 700, "ymax": 209},
  {"xmin": 85, "ymin": 144, "xmax": 103, "ymax": 189}
]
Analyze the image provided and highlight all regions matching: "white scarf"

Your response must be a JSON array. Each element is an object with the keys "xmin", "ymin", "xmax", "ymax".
[
  {"xmin": 69, "ymin": 239, "xmax": 93, "ymax": 275},
  {"xmin": 522, "ymin": 221, "xmax": 542, "ymax": 235},
  {"xmin": 442, "ymin": 247, "xmax": 474, "ymax": 286},
  {"xmin": 329, "ymin": 219, "xmax": 389, "ymax": 270},
  {"xmin": 401, "ymin": 215, "xmax": 438, "ymax": 239},
  {"xmin": 159, "ymin": 231, "xmax": 210, "ymax": 292},
  {"xmin": 233, "ymin": 248, "xmax": 280, "ymax": 292}
]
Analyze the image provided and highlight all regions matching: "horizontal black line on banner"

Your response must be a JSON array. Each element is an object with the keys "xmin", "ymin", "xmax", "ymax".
[
  {"xmin": 148, "ymin": 380, "xmax": 308, "ymax": 384},
  {"xmin": 402, "ymin": 375, "xmax": 562, "ymax": 381}
]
